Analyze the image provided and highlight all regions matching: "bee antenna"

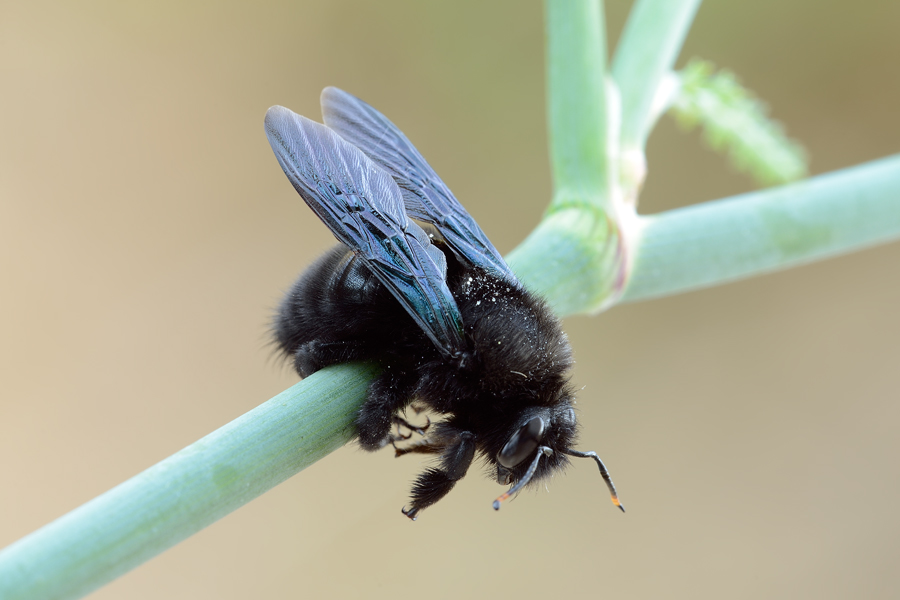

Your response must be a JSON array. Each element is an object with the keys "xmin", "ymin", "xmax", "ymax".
[
  {"xmin": 492, "ymin": 447, "xmax": 552, "ymax": 511},
  {"xmin": 564, "ymin": 449, "xmax": 625, "ymax": 512}
]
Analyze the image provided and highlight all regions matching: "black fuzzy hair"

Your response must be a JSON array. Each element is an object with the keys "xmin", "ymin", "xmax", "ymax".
[{"xmin": 274, "ymin": 244, "xmax": 584, "ymax": 517}]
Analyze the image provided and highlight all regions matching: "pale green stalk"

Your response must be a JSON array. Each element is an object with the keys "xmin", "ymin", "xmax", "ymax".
[
  {"xmin": 508, "ymin": 0, "xmax": 616, "ymax": 315},
  {"xmin": 0, "ymin": 364, "xmax": 378, "ymax": 600},
  {"xmin": 612, "ymin": 0, "xmax": 702, "ymax": 152},
  {"xmin": 622, "ymin": 154, "xmax": 900, "ymax": 302},
  {"xmin": 610, "ymin": 0, "xmax": 701, "ymax": 206},
  {"xmin": 544, "ymin": 0, "xmax": 608, "ymax": 209},
  {"xmin": 670, "ymin": 59, "xmax": 808, "ymax": 186}
]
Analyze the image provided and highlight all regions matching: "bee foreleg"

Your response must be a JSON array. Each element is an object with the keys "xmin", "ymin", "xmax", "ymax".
[{"xmin": 402, "ymin": 431, "xmax": 475, "ymax": 520}]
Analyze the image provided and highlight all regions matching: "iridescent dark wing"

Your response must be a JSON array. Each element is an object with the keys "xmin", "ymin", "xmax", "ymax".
[
  {"xmin": 320, "ymin": 87, "xmax": 518, "ymax": 285},
  {"xmin": 265, "ymin": 106, "xmax": 465, "ymax": 356}
]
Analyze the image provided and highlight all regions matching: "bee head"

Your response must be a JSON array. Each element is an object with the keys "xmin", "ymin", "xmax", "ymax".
[{"xmin": 491, "ymin": 404, "xmax": 624, "ymax": 513}]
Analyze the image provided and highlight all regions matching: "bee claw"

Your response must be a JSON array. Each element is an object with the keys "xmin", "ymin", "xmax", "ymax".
[{"xmin": 393, "ymin": 415, "xmax": 430, "ymax": 437}]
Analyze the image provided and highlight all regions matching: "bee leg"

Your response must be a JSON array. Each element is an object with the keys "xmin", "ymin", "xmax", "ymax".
[
  {"xmin": 293, "ymin": 340, "xmax": 358, "ymax": 377},
  {"xmin": 402, "ymin": 431, "xmax": 475, "ymax": 520},
  {"xmin": 356, "ymin": 369, "xmax": 417, "ymax": 451},
  {"xmin": 390, "ymin": 428, "xmax": 412, "ymax": 442},
  {"xmin": 392, "ymin": 414, "xmax": 431, "ymax": 437},
  {"xmin": 391, "ymin": 437, "xmax": 442, "ymax": 458}
]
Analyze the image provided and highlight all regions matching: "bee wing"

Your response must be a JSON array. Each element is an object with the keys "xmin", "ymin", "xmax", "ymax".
[
  {"xmin": 320, "ymin": 87, "xmax": 519, "ymax": 285},
  {"xmin": 265, "ymin": 106, "xmax": 465, "ymax": 356}
]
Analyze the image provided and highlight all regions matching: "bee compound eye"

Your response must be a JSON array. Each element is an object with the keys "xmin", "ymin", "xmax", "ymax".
[
  {"xmin": 496, "ymin": 464, "xmax": 512, "ymax": 485},
  {"xmin": 498, "ymin": 416, "xmax": 546, "ymax": 468}
]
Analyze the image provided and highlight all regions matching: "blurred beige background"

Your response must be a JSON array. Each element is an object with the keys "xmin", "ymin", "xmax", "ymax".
[{"xmin": 2, "ymin": 1, "xmax": 899, "ymax": 598}]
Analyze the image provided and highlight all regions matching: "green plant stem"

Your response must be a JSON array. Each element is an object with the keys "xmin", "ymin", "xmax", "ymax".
[
  {"xmin": 612, "ymin": 0, "xmax": 702, "ymax": 152},
  {"xmin": 515, "ymin": 0, "xmax": 622, "ymax": 315},
  {"xmin": 622, "ymin": 154, "xmax": 900, "ymax": 302},
  {"xmin": 670, "ymin": 60, "xmax": 808, "ymax": 186},
  {"xmin": 545, "ymin": 0, "xmax": 608, "ymax": 210},
  {"xmin": 0, "ymin": 363, "xmax": 378, "ymax": 600},
  {"xmin": 507, "ymin": 206, "xmax": 622, "ymax": 317}
]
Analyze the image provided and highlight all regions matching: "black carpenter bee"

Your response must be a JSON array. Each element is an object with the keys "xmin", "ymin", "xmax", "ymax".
[{"xmin": 265, "ymin": 87, "xmax": 623, "ymax": 520}]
